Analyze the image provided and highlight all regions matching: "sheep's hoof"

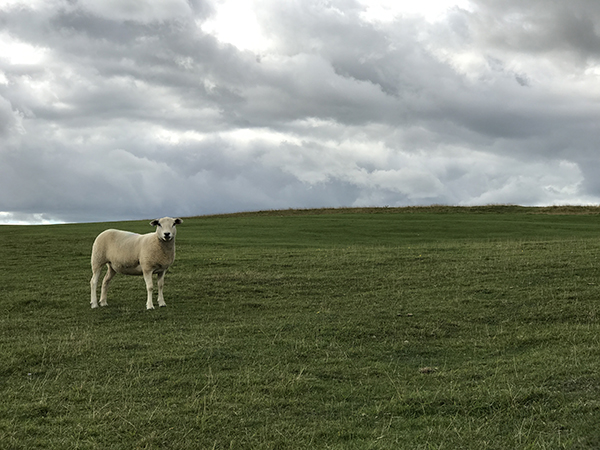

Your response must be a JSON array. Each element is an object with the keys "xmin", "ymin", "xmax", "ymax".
[{"xmin": 91, "ymin": 304, "xmax": 98, "ymax": 309}]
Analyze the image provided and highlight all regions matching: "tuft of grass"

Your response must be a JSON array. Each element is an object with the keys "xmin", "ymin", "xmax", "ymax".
[{"xmin": 1, "ymin": 206, "xmax": 600, "ymax": 448}]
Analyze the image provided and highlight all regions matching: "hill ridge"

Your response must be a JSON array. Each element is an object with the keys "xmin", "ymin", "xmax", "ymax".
[{"xmin": 198, "ymin": 204, "xmax": 600, "ymax": 218}]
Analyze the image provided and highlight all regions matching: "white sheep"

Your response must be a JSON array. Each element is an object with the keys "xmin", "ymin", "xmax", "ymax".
[{"xmin": 90, "ymin": 217, "xmax": 182, "ymax": 310}]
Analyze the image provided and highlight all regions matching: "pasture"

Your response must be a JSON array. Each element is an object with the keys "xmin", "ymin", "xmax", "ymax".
[{"xmin": 2, "ymin": 206, "xmax": 600, "ymax": 449}]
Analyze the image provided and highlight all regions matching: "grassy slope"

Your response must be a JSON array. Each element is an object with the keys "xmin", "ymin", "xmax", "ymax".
[{"xmin": 1, "ymin": 206, "xmax": 600, "ymax": 449}]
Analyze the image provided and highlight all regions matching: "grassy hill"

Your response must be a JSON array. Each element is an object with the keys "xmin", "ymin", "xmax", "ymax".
[{"xmin": 2, "ymin": 206, "xmax": 600, "ymax": 449}]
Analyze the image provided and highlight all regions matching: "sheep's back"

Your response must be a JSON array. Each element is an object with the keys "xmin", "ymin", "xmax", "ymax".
[{"xmin": 93, "ymin": 230, "xmax": 144, "ymax": 261}]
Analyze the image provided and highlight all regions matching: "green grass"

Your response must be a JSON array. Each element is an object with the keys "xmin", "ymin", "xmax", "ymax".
[{"xmin": 2, "ymin": 206, "xmax": 600, "ymax": 449}]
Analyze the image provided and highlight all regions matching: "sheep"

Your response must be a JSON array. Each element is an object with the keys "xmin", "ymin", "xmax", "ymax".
[{"xmin": 90, "ymin": 217, "xmax": 182, "ymax": 310}]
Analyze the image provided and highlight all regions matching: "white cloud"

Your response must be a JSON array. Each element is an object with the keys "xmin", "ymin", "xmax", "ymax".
[
  {"xmin": 358, "ymin": 0, "xmax": 472, "ymax": 23},
  {"xmin": 0, "ymin": 211, "xmax": 61, "ymax": 225}
]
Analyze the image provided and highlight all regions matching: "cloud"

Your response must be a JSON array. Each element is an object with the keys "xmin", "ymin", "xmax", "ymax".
[
  {"xmin": 1, "ymin": 0, "xmax": 600, "ymax": 223},
  {"xmin": 75, "ymin": 0, "xmax": 193, "ymax": 22},
  {"xmin": 468, "ymin": 1, "xmax": 600, "ymax": 59}
]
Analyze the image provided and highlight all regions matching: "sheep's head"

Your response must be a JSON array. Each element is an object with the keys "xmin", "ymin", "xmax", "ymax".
[{"xmin": 150, "ymin": 217, "xmax": 182, "ymax": 242}]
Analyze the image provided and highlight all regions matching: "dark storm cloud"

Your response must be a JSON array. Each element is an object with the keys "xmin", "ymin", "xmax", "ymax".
[
  {"xmin": 470, "ymin": 0, "xmax": 600, "ymax": 59},
  {"xmin": 0, "ymin": 0, "xmax": 599, "ymax": 223}
]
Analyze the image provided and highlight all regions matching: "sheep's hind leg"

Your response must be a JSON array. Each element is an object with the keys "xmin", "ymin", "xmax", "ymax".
[
  {"xmin": 143, "ymin": 271, "xmax": 155, "ymax": 310},
  {"xmin": 99, "ymin": 264, "xmax": 116, "ymax": 307},
  {"xmin": 156, "ymin": 271, "xmax": 167, "ymax": 307}
]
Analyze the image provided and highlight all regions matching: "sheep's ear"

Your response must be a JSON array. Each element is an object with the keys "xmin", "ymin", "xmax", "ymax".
[
  {"xmin": 150, "ymin": 219, "xmax": 160, "ymax": 227},
  {"xmin": 174, "ymin": 218, "xmax": 182, "ymax": 225}
]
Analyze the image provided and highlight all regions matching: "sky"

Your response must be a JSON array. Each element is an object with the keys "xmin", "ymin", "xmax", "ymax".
[{"xmin": 1, "ymin": 0, "xmax": 600, "ymax": 224}]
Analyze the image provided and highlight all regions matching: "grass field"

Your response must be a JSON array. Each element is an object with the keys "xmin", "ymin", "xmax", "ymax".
[{"xmin": 2, "ymin": 206, "xmax": 600, "ymax": 449}]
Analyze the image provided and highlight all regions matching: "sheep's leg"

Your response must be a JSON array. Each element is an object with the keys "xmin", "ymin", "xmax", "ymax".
[
  {"xmin": 90, "ymin": 267, "xmax": 102, "ymax": 309},
  {"xmin": 157, "ymin": 271, "xmax": 167, "ymax": 307},
  {"xmin": 143, "ymin": 271, "xmax": 155, "ymax": 310},
  {"xmin": 99, "ymin": 264, "xmax": 116, "ymax": 307}
]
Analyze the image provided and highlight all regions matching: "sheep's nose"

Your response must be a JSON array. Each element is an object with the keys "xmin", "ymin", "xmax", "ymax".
[{"xmin": 163, "ymin": 232, "xmax": 171, "ymax": 239}]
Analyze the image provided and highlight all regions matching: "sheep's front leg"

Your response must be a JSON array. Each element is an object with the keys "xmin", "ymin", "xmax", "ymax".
[
  {"xmin": 156, "ymin": 271, "xmax": 167, "ymax": 307},
  {"xmin": 90, "ymin": 269, "xmax": 101, "ymax": 309},
  {"xmin": 143, "ymin": 271, "xmax": 155, "ymax": 310}
]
